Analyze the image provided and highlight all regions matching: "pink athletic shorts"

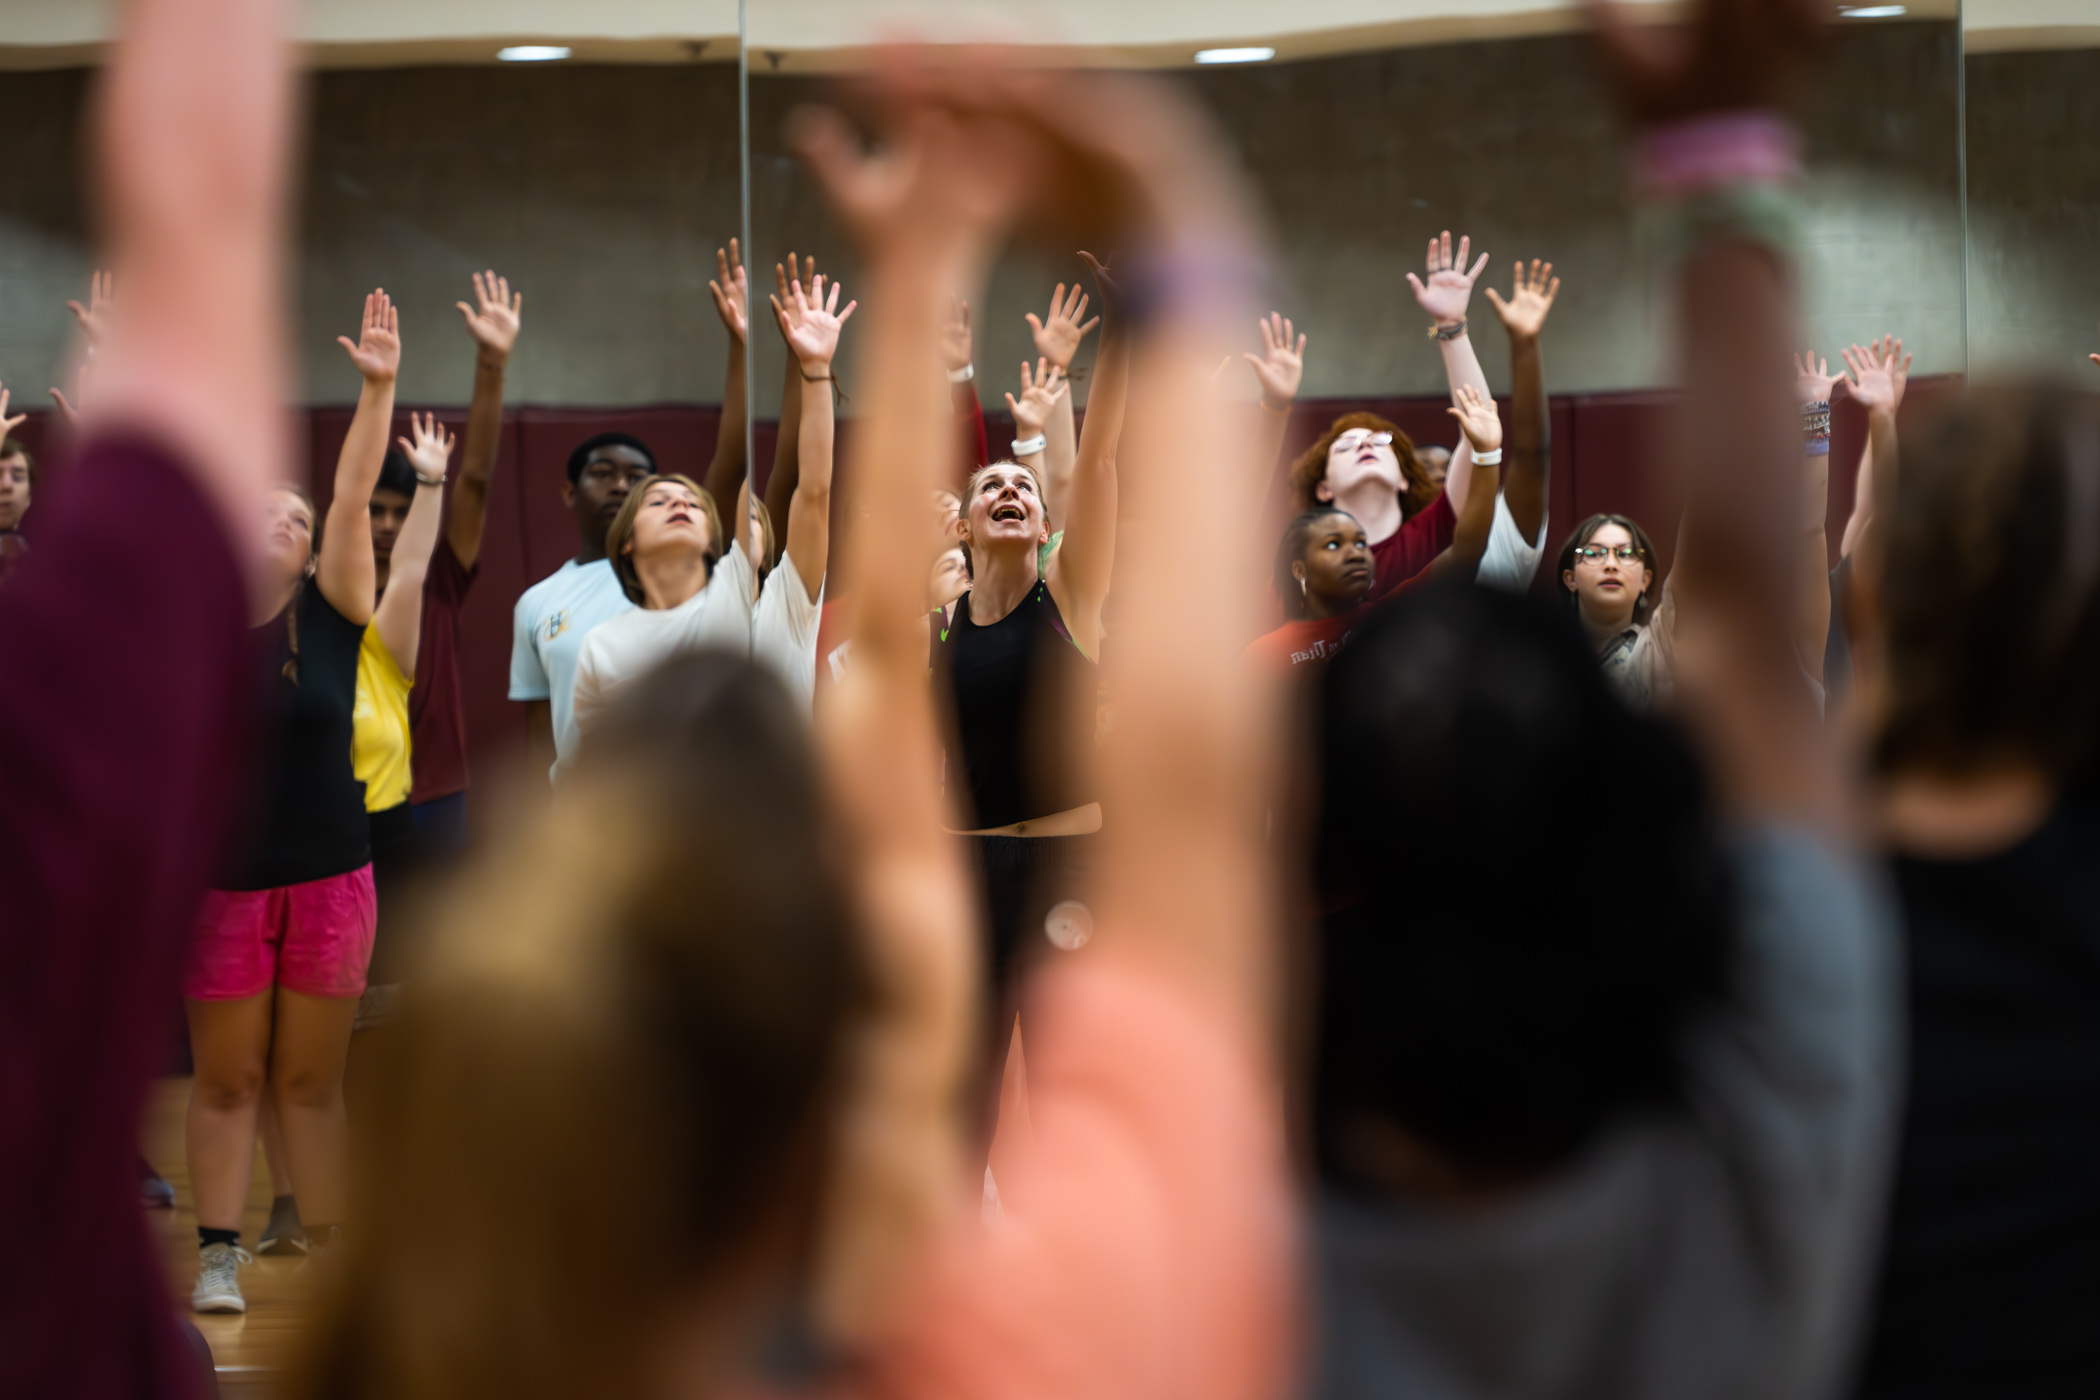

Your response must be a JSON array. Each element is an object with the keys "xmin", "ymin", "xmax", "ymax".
[{"xmin": 185, "ymin": 865, "xmax": 377, "ymax": 1001}]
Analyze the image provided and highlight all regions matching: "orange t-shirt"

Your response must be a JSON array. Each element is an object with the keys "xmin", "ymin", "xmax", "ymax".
[{"xmin": 858, "ymin": 960, "xmax": 1298, "ymax": 1400}]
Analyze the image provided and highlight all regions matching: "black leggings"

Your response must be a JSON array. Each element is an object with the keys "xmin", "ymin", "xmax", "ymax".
[{"xmin": 965, "ymin": 832, "xmax": 1098, "ymax": 1133}]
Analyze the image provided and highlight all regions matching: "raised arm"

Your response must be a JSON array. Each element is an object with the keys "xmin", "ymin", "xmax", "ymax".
[
  {"xmin": 1424, "ymin": 384, "xmax": 1504, "ymax": 581},
  {"xmin": 1025, "ymin": 281, "xmax": 1097, "ymax": 527},
  {"xmin": 317, "ymin": 290, "xmax": 400, "ymax": 625},
  {"xmin": 447, "ymin": 269, "xmax": 519, "ymax": 570},
  {"xmin": 1408, "ymin": 230, "xmax": 1494, "ymax": 517},
  {"xmin": 772, "ymin": 272, "xmax": 854, "ymax": 597},
  {"xmin": 701, "ymin": 241, "xmax": 749, "ymax": 523},
  {"xmin": 789, "ymin": 96, "xmax": 987, "ymax": 1343},
  {"xmin": 1044, "ymin": 250, "xmax": 1128, "ymax": 654},
  {"xmin": 1838, "ymin": 334, "xmax": 1907, "ymax": 561},
  {"xmin": 945, "ymin": 297, "xmax": 990, "ymax": 477},
  {"xmin": 1003, "ymin": 357, "xmax": 1067, "ymax": 519},
  {"xmin": 88, "ymin": 0, "xmax": 295, "ymax": 563},
  {"xmin": 1241, "ymin": 311, "xmax": 1306, "ymax": 500},
  {"xmin": 762, "ymin": 252, "xmax": 813, "ymax": 540},
  {"xmin": 1484, "ymin": 259, "xmax": 1559, "ymax": 542},
  {"xmin": 1793, "ymin": 350, "xmax": 1838, "ymax": 686},
  {"xmin": 373, "ymin": 413, "xmax": 453, "ymax": 678},
  {"xmin": 1584, "ymin": 0, "xmax": 1841, "ymax": 830}
]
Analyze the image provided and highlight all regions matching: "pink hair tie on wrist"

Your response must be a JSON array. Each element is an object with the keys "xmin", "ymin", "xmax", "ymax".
[{"xmin": 1632, "ymin": 111, "xmax": 1804, "ymax": 200}]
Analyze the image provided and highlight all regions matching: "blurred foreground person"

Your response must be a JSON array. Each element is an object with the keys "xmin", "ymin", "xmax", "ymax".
[
  {"xmin": 0, "ymin": 425, "xmax": 31, "ymax": 582},
  {"xmin": 0, "ymin": 0, "xmax": 298, "ymax": 1389},
  {"xmin": 1848, "ymin": 384, "xmax": 2100, "ymax": 1396},
  {"xmin": 1305, "ymin": 1, "xmax": 1901, "ymax": 1397},
  {"xmin": 294, "ymin": 57, "xmax": 1293, "ymax": 1400}
]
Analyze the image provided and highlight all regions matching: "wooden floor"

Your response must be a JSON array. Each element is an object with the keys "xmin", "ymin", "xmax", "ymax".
[{"xmin": 143, "ymin": 1076, "xmax": 313, "ymax": 1396}]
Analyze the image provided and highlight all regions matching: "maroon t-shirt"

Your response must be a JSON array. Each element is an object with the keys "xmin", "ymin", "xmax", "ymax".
[
  {"xmin": 0, "ymin": 438, "xmax": 249, "ymax": 1399},
  {"xmin": 407, "ymin": 533, "xmax": 476, "ymax": 805},
  {"xmin": 1368, "ymin": 490, "xmax": 1455, "ymax": 600}
]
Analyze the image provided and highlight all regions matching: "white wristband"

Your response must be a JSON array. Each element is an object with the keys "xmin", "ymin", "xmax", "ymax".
[
  {"xmin": 947, "ymin": 362, "xmax": 975, "ymax": 384},
  {"xmin": 1472, "ymin": 447, "xmax": 1504, "ymax": 466},
  {"xmin": 1011, "ymin": 434, "xmax": 1047, "ymax": 457}
]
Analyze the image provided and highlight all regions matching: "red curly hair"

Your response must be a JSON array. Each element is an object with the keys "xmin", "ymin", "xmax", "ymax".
[{"xmin": 1286, "ymin": 411, "xmax": 1441, "ymax": 521}]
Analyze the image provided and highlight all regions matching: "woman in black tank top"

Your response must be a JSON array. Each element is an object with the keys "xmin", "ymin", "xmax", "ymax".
[{"xmin": 937, "ymin": 252, "xmax": 1127, "ymax": 1032}]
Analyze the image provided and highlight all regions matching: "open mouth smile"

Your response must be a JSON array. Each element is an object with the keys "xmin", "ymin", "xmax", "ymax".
[{"xmin": 992, "ymin": 503, "xmax": 1026, "ymax": 523}]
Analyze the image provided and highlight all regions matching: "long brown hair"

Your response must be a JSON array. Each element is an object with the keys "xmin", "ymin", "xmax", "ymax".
[
  {"xmin": 294, "ymin": 653, "xmax": 867, "ymax": 1400},
  {"xmin": 605, "ymin": 473, "xmax": 724, "ymax": 606},
  {"xmin": 1287, "ymin": 412, "xmax": 1440, "ymax": 521},
  {"xmin": 278, "ymin": 484, "xmax": 319, "ymax": 684},
  {"xmin": 1874, "ymin": 382, "xmax": 2100, "ymax": 780},
  {"xmin": 1554, "ymin": 513, "xmax": 1661, "ymax": 626}
]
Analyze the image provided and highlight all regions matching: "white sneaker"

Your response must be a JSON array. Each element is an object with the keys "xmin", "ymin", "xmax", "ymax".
[{"xmin": 191, "ymin": 1242, "xmax": 252, "ymax": 1314}]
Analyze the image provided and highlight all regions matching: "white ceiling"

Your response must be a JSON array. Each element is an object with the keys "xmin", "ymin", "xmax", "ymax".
[{"xmin": 0, "ymin": 0, "xmax": 2081, "ymax": 70}]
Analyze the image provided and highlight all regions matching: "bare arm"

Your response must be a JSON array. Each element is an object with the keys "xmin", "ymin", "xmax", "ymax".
[
  {"xmin": 1485, "ymin": 260, "xmax": 1560, "ymax": 542},
  {"xmin": 1839, "ymin": 334, "xmax": 1908, "ymax": 561},
  {"xmin": 373, "ymin": 413, "xmax": 454, "ymax": 679},
  {"xmin": 1240, "ymin": 311, "xmax": 1306, "ymax": 502},
  {"xmin": 1793, "ymin": 351, "xmax": 1838, "ymax": 688},
  {"xmin": 88, "ymin": 0, "xmax": 295, "ymax": 572},
  {"xmin": 1425, "ymin": 384, "xmax": 1504, "ymax": 581},
  {"xmin": 1583, "ymin": 0, "xmax": 1842, "ymax": 829},
  {"xmin": 1408, "ymin": 231, "xmax": 1494, "ymax": 517},
  {"xmin": 524, "ymin": 700, "xmax": 555, "ymax": 777},
  {"xmin": 1003, "ymin": 357, "xmax": 1068, "ymax": 526},
  {"xmin": 772, "ymin": 272, "xmax": 853, "ymax": 597},
  {"xmin": 1025, "ymin": 281, "xmax": 1099, "ymax": 530},
  {"xmin": 763, "ymin": 253, "xmax": 813, "ymax": 537},
  {"xmin": 317, "ymin": 290, "xmax": 400, "ymax": 626},
  {"xmin": 447, "ymin": 270, "xmax": 520, "ymax": 571},
  {"xmin": 1045, "ymin": 250, "xmax": 1128, "ymax": 655},
  {"xmin": 701, "ymin": 241, "xmax": 750, "ymax": 523},
  {"xmin": 789, "ymin": 100, "xmax": 983, "ymax": 1344}
]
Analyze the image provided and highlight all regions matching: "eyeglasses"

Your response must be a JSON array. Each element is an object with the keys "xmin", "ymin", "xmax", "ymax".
[
  {"xmin": 1334, "ymin": 432, "xmax": 1393, "ymax": 450},
  {"xmin": 1573, "ymin": 544, "xmax": 1643, "ymax": 565}
]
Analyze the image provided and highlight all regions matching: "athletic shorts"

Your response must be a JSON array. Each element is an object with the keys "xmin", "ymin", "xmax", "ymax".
[{"xmin": 185, "ymin": 865, "xmax": 377, "ymax": 1001}]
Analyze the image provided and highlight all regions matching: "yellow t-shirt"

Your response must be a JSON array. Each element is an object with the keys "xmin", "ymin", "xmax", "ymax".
[{"xmin": 352, "ymin": 622, "xmax": 413, "ymax": 813}]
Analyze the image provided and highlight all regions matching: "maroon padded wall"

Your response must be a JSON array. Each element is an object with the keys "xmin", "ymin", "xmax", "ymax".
[{"xmin": 0, "ymin": 377, "xmax": 1960, "ymax": 786}]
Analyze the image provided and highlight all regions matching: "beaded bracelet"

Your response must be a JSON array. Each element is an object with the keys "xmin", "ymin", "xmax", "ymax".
[{"xmin": 1802, "ymin": 401, "xmax": 1832, "ymax": 457}]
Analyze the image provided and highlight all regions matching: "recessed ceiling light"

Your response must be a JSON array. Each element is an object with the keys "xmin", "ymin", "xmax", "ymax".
[
  {"xmin": 1837, "ymin": 5, "xmax": 1906, "ymax": 16},
  {"xmin": 1195, "ymin": 47, "xmax": 1275, "ymax": 64},
  {"xmin": 497, "ymin": 45, "xmax": 571, "ymax": 62}
]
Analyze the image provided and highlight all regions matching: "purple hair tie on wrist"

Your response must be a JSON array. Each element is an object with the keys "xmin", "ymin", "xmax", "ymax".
[
  {"xmin": 1120, "ymin": 243, "xmax": 1273, "ymax": 330},
  {"xmin": 1633, "ymin": 110, "xmax": 1804, "ymax": 200}
]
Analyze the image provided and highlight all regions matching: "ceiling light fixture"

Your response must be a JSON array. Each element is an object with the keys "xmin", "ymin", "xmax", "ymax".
[
  {"xmin": 1837, "ymin": 5, "xmax": 1907, "ymax": 16},
  {"xmin": 1195, "ymin": 47, "xmax": 1275, "ymax": 64},
  {"xmin": 497, "ymin": 45, "xmax": 572, "ymax": 61}
]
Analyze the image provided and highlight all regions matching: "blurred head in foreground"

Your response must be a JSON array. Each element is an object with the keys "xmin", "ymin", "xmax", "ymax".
[
  {"xmin": 1312, "ymin": 583, "xmax": 1732, "ymax": 1193},
  {"xmin": 298, "ymin": 652, "xmax": 866, "ymax": 1400},
  {"xmin": 1856, "ymin": 382, "xmax": 2100, "ymax": 789}
]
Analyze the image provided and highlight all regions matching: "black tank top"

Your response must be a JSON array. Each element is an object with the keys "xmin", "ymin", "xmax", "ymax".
[
  {"xmin": 933, "ymin": 580, "xmax": 1096, "ymax": 830},
  {"xmin": 220, "ymin": 584, "xmax": 371, "ymax": 889}
]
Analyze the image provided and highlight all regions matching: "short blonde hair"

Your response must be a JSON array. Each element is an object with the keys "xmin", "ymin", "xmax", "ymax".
[{"xmin": 605, "ymin": 473, "xmax": 722, "ymax": 605}]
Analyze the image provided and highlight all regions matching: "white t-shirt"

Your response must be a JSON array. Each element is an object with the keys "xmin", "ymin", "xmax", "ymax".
[
  {"xmin": 509, "ymin": 558, "xmax": 635, "ymax": 779},
  {"xmin": 1476, "ymin": 492, "xmax": 1548, "ymax": 593},
  {"xmin": 754, "ymin": 552, "xmax": 823, "ymax": 713},
  {"xmin": 568, "ymin": 542, "xmax": 756, "ymax": 757}
]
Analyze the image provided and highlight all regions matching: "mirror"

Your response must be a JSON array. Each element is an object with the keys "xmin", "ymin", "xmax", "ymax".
[
  {"xmin": 741, "ymin": 0, "xmax": 1965, "ymax": 606},
  {"xmin": 1962, "ymin": 5, "xmax": 2100, "ymax": 379}
]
